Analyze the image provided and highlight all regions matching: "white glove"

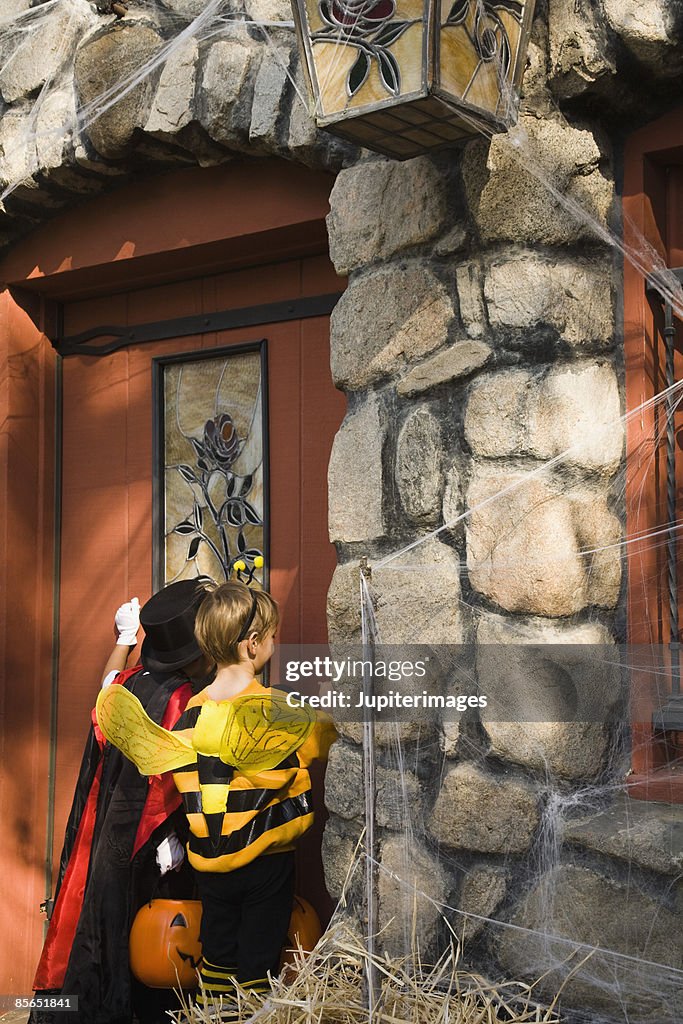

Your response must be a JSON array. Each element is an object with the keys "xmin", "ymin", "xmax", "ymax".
[
  {"xmin": 156, "ymin": 833, "xmax": 185, "ymax": 875},
  {"xmin": 115, "ymin": 597, "xmax": 140, "ymax": 646},
  {"xmin": 101, "ymin": 670, "xmax": 120, "ymax": 689}
]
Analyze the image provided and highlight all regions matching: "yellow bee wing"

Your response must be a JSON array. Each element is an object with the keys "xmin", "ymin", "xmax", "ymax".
[
  {"xmin": 220, "ymin": 690, "xmax": 316, "ymax": 773},
  {"xmin": 96, "ymin": 684, "xmax": 196, "ymax": 775},
  {"xmin": 192, "ymin": 700, "xmax": 231, "ymax": 756}
]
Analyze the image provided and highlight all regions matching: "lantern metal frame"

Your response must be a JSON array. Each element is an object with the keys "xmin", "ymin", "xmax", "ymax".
[{"xmin": 291, "ymin": 0, "xmax": 536, "ymax": 159}]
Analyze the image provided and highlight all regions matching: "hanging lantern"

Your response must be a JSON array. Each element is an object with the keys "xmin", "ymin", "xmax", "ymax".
[{"xmin": 291, "ymin": 0, "xmax": 536, "ymax": 159}]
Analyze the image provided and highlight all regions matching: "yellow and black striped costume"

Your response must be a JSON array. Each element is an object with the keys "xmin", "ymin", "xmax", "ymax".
[
  {"xmin": 94, "ymin": 677, "xmax": 336, "ymax": 1005},
  {"xmin": 172, "ymin": 681, "xmax": 336, "ymax": 873}
]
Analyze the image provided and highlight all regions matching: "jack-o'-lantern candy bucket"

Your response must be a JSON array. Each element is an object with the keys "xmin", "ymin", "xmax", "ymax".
[
  {"xmin": 280, "ymin": 896, "xmax": 323, "ymax": 971},
  {"xmin": 130, "ymin": 894, "xmax": 323, "ymax": 989},
  {"xmin": 129, "ymin": 899, "xmax": 203, "ymax": 989}
]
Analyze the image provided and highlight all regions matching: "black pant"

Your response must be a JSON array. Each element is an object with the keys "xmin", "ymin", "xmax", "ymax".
[{"xmin": 195, "ymin": 851, "xmax": 295, "ymax": 986}]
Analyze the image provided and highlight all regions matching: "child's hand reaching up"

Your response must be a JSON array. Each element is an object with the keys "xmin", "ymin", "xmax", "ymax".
[{"xmin": 115, "ymin": 597, "xmax": 140, "ymax": 647}]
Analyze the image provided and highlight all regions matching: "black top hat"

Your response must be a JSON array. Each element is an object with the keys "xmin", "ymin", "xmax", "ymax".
[{"xmin": 140, "ymin": 578, "xmax": 211, "ymax": 674}]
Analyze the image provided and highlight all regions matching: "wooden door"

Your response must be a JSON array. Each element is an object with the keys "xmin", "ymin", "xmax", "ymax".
[{"xmin": 55, "ymin": 253, "xmax": 345, "ymax": 912}]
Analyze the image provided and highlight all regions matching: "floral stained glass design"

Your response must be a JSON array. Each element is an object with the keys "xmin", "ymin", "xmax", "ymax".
[
  {"xmin": 304, "ymin": 0, "xmax": 424, "ymax": 116},
  {"xmin": 314, "ymin": 0, "xmax": 419, "ymax": 97},
  {"xmin": 440, "ymin": 0, "xmax": 524, "ymax": 119},
  {"xmin": 159, "ymin": 344, "xmax": 267, "ymax": 587},
  {"xmin": 294, "ymin": 0, "xmax": 533, "ymax": 157}
]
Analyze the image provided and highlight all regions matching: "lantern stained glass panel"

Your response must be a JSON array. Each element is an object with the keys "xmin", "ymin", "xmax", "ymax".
[
  {"xmin": 153, "ymin": 342, "xmax": 268, "ymax": 589},
  {"xmin": 437, "ymin": 0, "xmax": 526, "ymax": 123},
  {"xmin": 305, "ymin": 0, "xmax": 426, "ymax": 117},
  {"xmin": 291, "ymin": 0, "xmax": 535, "ymax": 158}
]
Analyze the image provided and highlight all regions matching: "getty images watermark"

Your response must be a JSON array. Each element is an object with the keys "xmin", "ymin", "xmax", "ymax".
[
  {"xmin": 284, "ymin": 654, "xmax": 486, "ymax": 713},
  {"xmin": 268, "ymin": 643, "xmax": 665, "ymax": 724}
]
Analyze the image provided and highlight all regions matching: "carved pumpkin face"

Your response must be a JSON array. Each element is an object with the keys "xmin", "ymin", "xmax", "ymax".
[
  {"xmin": 129, "ymin": 899, "xmax": 203, "ymax": 989},
  {"xmin": 130, "ymin": 894, "xmax": 322, "ymax": 989}
]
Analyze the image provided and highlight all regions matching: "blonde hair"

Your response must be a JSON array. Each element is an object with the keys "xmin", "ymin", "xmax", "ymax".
[{"xmin": 194, "ymin": 581, "xmax": 279, "ymax": 666}]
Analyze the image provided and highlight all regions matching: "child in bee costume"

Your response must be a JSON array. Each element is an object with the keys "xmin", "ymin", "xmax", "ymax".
[{"xmin": 97, "ymin": 580, "xmax": 337, "ymax": 1019}]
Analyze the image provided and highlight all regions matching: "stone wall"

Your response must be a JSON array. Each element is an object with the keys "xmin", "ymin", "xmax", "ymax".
[
  {"xmin": 2, "ymin": 1, "xmax": 683, "ymax": 1019},
  {"xmin": 323, "ymin": 2, "xmax": 683, "ymax": 1018},
  {"xmin": 0, "ymin": 0, "xmax": 350, "ymax": 249}
]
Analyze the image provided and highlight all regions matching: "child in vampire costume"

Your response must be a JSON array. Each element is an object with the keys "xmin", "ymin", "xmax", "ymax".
[
  {"xmin": 30, "ymin": 579, "xmax": 214, "ymax": 1024},
  {"xmin": 96, "ymin": 581, "xmax": 337, "ymax": 1020}
]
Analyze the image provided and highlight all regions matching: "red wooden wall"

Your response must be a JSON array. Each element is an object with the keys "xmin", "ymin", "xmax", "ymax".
[
  {"xmin": 0, "ymin": 159, "xmax": 345, "ymax": 992},
  {"xmin": 0, "ymin": 292, "xmax": 57, "ymax": 993},
  {"xmin": 624, "ymin": 107, "xmax": 683, "ymax": 801}
]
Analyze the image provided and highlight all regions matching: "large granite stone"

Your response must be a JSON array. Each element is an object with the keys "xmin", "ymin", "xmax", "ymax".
[
  {"xmin": 569, "ymin": 486, "xmax": 623, "ymax": 605},
  {"xmin": 376, "ymin": 762, "xmax": 421, "ymax": 831},
  {"xmin": 483, "ymin": 252, "xmax": 614, "ymax": 349},
  {"xmin": 249, "ymin": 46, "xmax": 292, "ymax": 150},
  {"xmin": 476, "ymin": 613, "xmax": 618, "ymax": 780},
  {"xmin": 244, "ymin": 0, "xmax": 293, "ymax": 21},
  {"xmin": 466, "ymin": 463, "xmax": 621, "ymax": 616},
  {"xmin": 325, "ymin": 741, "xmax": 421, "ymax": 830},
  {"xmin": 521, "ymin": 23, "xmax": 555, "ymax": 117},
  {"xmin": 145, "ymin": 37, "xmax": 197, "ymax": 137},
  {"xmin": 322, "ymin": 811, "xmax": 363, "ymax": 901},
  {"xmin": 372, "ymin": 538, "xmax": 463, "ymax": 645},
  {"xmin": 547, "ymin": 0, "xmax": 616, "ymax": 99},
  {"xmin": 324, "ymin": 741, "xmax": 364, "ymax": 821},
  {"xmin": 497, "ymin": 864, "xmax": 683, "ymax": 1022},
  {"xmin": 201, "ymin": 33, "xmax": 259, "ymax": 150},
  {"xmin": 327, "ymin": 540, "xmax": 464, "ymax": 643},
  {"xmin": 326, "ymin": 549, "xmax": 461, "ymax": 744},
  {"xmin": 462, "ymin": 115, "xmax": 613, "ymax": 246},
  {"xmin": 75, "ymin": 24, "xmax": 164, "ymax": 159},
  {"xmin": 564, "ymin": 793, "xmax": 683, "ymax": 876},
  {"xmin": 327, "ymin": 156, "xmax": 448, "ymax": 274},
  {"xmin": 457, "ymin": 865, "xmax": 508, "ymax": 943},
  {"xmin": 397, "ymin": 340, "xmax": 492, "ymax": 397},
  {"xmin": 602, "ymin": 0, "xmax": 683, "ymax": 76},
  {"xmin": 330, "ymin": 264, "xmax": 454, "ymax": 391},
  {"xmin": 428, "ymin": 762, "xmax": 539, "ymax": 853},
  {"xmin": 465, "ymin": 362, "xmax": 623, "ymax": 473},
  {"xmin": 328, "ymin": 396, "xmax": 385, "ymax": 544},
  {"xmin": 378, "ymin": 836, "xmax": 449, "ymax": 958},
  {"xmin": 0, "ymin": 111, "xmax": 37, "ymax": 190},
  {"xmin": 464, "ymin": 368, "xmax": 530, "ymax": 457},
  {"xmin": 395, "ymin": 408, "xmax": 443, "ymax": 526},
  {"xmin": 530, "ymin": 361, "xmax": 622, "ymax": 471},
  {"xmin": 327, "ymin": 562, "xmax": 362, "ymax": 644},
  {"xmin": 35, "ymin": 87, "xmax": 77, "ymax": 173},
  {"xmin": 286, "ymin": 58, "xmax": 338, "ymax": 169},
  {"xmin": 0, "ymin": 0, "xmax": 94, "ymax": 105}
]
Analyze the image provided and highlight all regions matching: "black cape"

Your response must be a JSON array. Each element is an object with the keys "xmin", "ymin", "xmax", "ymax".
[{"xmin": 31, "ymin": 668, "xmax": 195, "ymax": 1024}]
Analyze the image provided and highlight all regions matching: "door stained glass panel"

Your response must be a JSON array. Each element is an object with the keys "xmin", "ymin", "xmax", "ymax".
[{"xmin": 154, "ymin": 341, "xmax": 268, "ymax": 588}]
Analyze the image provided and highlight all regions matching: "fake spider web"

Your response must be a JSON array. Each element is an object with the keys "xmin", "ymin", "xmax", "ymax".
[{"xmin": 2, "ymin": 3, "xmax": 682, "ymax": 1023}]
